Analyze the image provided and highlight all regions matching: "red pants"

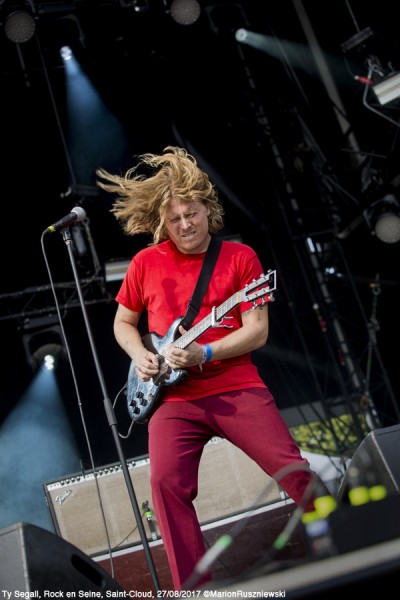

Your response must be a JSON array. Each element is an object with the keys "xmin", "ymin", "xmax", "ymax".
[{"xmin": 148, "ymin": 388, "xmax": 316, "ymax": 590}]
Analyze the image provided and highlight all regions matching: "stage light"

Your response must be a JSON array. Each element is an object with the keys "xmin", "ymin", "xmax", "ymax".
[
  {"xmin": 22, "ymin": 321, "xmax": 67, "ymax": 371},
  {"xmin": 372, "ymin": 72, "xmax": 400, "ymax": 105},
  {"xmin": 364, "ymin": 194, "xmax": 400, "ymax": 244},
  {"xmin": 32, "ymin": 343, "xmax": 65, "ymax": 371},
  {"xmin": 235, "ymin": 28, "xmax": 248, "ymax": 43},
  {"xmin": 170, "ymin": 0, "xmax": 201, "ymax": 25},
  {"xmin": 374, "ymin": 212, "xmax": 400, "ymax": 243},
  {"xmin": 341, "ymin": 27, "xmax": 374, "ymax": 54},
  {"xmin": 60, "ymin": 45, "xmax": 72, "ymax": 61},
  {"xmin": 4, "ymin": 10, "xmax": 36, "ymax": 43},
  {"xmin": 132, "ymin": 0, "xmax": 149, "ymax": 12},
  {"xmin": 118, "ymin": 0, "xmax": 149, "ymax": 11}
]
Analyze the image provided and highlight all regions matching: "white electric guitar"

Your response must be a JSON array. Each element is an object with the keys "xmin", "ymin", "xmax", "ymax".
[{"xmin": 126, "ymin": 270, "xmax": 276, "ymax": 423}]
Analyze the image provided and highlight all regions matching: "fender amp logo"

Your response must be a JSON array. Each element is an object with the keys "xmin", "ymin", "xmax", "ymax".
[{"xmin": 55, "ymin": 489, "xmax": 72, "ymax": 506}]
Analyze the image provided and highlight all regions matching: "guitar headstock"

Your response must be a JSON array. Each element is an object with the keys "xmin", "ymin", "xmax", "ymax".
[{"xmin": 243, "ymin": 270, "xmax": 276, "ymax": 304}]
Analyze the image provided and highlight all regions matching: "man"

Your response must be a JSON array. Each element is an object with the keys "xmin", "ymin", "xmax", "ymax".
[{"xmin": 97, "ymin": 146, "xmax": 327, "ymax": 590}]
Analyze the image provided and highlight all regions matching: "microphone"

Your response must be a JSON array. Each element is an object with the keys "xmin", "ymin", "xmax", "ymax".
[{"xmin": 46, "ymin": 206, "xmax": 87, "ymax": 233}]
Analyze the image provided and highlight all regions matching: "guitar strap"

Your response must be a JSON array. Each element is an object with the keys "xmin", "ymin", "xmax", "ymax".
[{"xmin": 179, "ymin": 236, "xmax": 222, "ymax": 330}]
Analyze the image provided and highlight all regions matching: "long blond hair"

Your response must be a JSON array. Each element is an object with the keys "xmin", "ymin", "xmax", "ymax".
[{"xmin": 96, "ymin": 146, "xmax": 224, "ymax": 244}]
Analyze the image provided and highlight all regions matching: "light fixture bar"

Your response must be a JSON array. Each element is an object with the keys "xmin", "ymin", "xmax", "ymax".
[
  {"xmin": 105, "ymin": 259, "xmax": 130, "ymax": 282},
  {"xmin": 373, "ymin": 72, "xmax": 400, "ymax": 105}
]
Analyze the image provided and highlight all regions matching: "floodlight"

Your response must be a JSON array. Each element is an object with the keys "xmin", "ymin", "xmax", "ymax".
[
  {"xmin": 364, "ymin": 194, "xmax": 400, "ymax": 244},
  {"xmin": 373, "ymin": 72, "xmax": 400, "ymax": 105},
  {"xmin": 4, "ymin": 10, "xmax": 35, "ymax": 43},
  {"xmin": 170, "ymin": 0, "xmax": 201, "ymax": 25}
]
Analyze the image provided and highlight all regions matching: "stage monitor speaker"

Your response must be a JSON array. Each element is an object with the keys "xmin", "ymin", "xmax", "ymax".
[
  {"xmin": 0, "ymin": 521, "xmax": 124, "ymax": 591},
  {"xmin": 214, "ymin": 536, "xmax": 400, "ymax": 598},
  {"xmin": 44, "ymin": 438, "xmax": 281, "ymax": 557},
  {"xmin": 337, "ymin": 424, "xmax": 400, "ymax": 503}
]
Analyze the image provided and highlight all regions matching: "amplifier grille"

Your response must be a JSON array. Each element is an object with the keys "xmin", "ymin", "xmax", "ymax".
[{"xmin": 44, "ymin": 438, "xmax": 281, "ymax": 556}]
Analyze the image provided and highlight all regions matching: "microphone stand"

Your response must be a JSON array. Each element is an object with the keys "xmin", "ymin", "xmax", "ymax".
[{"xmin": 61, "ymin": 227, "xmax": 161, "ymax": 592}]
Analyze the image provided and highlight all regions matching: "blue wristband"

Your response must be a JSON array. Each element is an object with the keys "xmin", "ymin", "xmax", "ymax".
[{"xmin": 202, "ymin": 344, "xmax": 213, "ymax": 363}]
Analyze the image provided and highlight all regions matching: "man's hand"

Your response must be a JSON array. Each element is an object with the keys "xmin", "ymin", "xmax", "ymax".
[
  {"xmin": 134, "ymin": 348, "xmax": 160, "ymax": 381},
  {"xmin": 163, "ymin": 325, "xmax": 204, "ymax": 369}
]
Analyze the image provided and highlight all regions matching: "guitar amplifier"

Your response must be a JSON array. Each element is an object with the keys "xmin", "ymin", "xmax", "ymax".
[{"xmin": 44, "ymin": 438, "xmax": 281, "ymax": 557}]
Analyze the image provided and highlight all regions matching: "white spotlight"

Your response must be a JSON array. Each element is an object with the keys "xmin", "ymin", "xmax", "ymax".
[
  {"xmin": 60, "ymin": 46, "xmax": 73, "ymax": 61},
  {"xmin": 43, "ymin": 354, "xmax": 56, "ymax": 371},
  {"xmin": 4, "ymin": 10, "xmax": 36, "ymax": 43},
  {"xmin": 364, "ymin": 194, "xmax": 400, "ymax": 244},
  {"xmin": 170, "ymin": 0, "xmax": 201, "ymax": 26},
  {"xmin": 32, "ymin": 343, "xmax": 65, "ymax": 371},
  {"xmin": 235, "ymin": 28, "xmax": 248, "ymax": 43},
  {"xmin": 374, "ymin": 212, "xmax": 400, "ymax": 244}
]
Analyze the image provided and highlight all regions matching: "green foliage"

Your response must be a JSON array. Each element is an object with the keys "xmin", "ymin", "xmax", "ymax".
[{"xmin": 290, "ymin": 413, "xmax": 369, "ymax": 457}]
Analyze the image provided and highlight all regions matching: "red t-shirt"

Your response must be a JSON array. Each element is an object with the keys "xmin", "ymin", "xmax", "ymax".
[{"xmin": 116, "ymin": 239, "xmax": 270, "ymax": 402}]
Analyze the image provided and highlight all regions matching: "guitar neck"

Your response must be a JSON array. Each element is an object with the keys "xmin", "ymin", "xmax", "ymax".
[{"xmin": 175, "ymin": 291, "xmax": 243, "ymax": 350}]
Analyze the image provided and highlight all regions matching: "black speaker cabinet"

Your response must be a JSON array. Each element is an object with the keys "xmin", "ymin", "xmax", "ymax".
[
  {"xmin": 44, "ymin": 438, "xmax": 281, "ymax": 557},
  {"xmin": 0, "ymin": 521, "xmax": 124, "ymax": 591},
  {"xmin": 337, "ymin": 424, "xmax": 400, "ymax": 503},
  {"xmin": 213, "ymin": 536, "xmax": 400, "ymax": 598}
]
